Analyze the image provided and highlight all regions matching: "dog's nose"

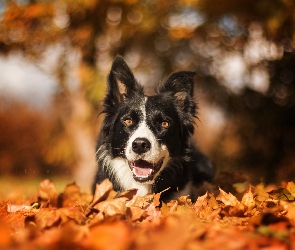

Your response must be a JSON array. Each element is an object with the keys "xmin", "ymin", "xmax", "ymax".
[{"xmin": 132, "ymin": 138, "xmax": 151, "ymax": 154}]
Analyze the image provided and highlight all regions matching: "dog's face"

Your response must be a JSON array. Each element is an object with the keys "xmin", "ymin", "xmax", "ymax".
[{"xmin": 101, "ymin": 56, "xmax": 197, "ymax": 184}]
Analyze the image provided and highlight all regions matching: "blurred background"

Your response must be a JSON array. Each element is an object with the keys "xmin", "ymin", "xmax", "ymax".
[{"xmin": 0, "ymin": 0, "xmax": 295, "ymax": 194}]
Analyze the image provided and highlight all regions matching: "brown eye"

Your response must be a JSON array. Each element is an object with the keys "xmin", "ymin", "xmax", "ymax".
[
  {"xmin": 161, "ymin": 121, "xmax": 169, "ymax": 128},
  {"xmin": 124, "ymin": 118, "xmax": 133, "ymax": 126}
]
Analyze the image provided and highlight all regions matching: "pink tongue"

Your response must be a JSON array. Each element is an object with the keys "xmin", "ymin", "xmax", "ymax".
[{"xmin": 134, "ymin": 167, "xmax": 151, "ymax": 177}]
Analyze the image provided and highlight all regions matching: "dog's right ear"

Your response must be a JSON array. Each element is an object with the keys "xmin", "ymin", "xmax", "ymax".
[{"xmin": 105, "ymin": 56, "xmax": 143, "ymax": 107}]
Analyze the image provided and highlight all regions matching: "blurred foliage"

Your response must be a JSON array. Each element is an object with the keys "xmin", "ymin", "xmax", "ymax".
[
  {"xmin": 0, "ymin": 0, "xmax": 295, "ymax": 183},
  {"xmin": 0, "ymin": 99, "xmax": 73, "ymax": 176}
]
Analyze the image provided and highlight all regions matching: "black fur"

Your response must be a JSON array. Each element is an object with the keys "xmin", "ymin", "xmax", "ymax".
[{"xmin": 93, "ymin": 56, "xmax": 214, "ymax": 202}]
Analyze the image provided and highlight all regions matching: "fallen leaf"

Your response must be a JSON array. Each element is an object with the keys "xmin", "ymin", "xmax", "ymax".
[
  {"xmin": 92, "ymin": 197, "xmax": 128, "ymax": 219},
  {"xmin": 61, "ymin": 182, "xmax": 91, "ymax": 208},
  {"xmin": 268, "ymin": 187, "xmax": 295, "ymax": 201},
  {"xmin": 118, "ymin": 189, "xmax": 138, "ymax": 200},
  {"xmin": 241, "ymin": 187, "xmax": 256, "ymax": 210},
  {"xmin": 285, "ymin": 182, "xmax": 295, "ymax": 197},
  {"xmin": 126, "ymin": 206, "xmax": 147, "ymax": 222},
  {"xmin": 38, "ymin": 179, "xmax": 58, "ymax": 207},
  {"xmin": 146, "ymin": 203, "xmax": 162, "ymax": 223},
  {"xmin": 193, "ymin": 192, "xmax": 221, "ymax": 221},
  {"xmin": 217, "ymin": 188, "xmax": 241, "ymax": 207},
  {"xmin": 90, "ymin": 179, "xmax": 114, "ymax": 206}
]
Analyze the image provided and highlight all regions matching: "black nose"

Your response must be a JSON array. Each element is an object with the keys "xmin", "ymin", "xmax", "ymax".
[{"xmin": 132, "ymin": 138, "xmax": 151, "ymax": 154}]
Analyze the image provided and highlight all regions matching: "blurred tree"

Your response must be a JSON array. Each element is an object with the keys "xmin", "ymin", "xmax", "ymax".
[{"xmin": 0, "ymin": 0, "xmax": 295, "ymax": 184}]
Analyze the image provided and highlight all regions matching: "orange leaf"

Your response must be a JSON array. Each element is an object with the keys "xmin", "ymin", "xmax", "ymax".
[
  {"xmin": 88, "ymin": 221, "xmax": 132, "ymax": 250},
  {"xmin": 90, "ymin": 179, "xmax": 114, "ymax": 207},
  {"xmin": 93, "ymin": 197, "xmax": 128, "ymax": 218},
  {"xmin": 61, "ymin": 182, "xmax": 91, "ymax": 208},
  {"xmin": 38, "ymin": 179, "xmax": 58, "ymax": 207}
]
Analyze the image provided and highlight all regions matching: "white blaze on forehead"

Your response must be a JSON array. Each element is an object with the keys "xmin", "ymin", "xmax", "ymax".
[{"xmin": 125, "ymin": 97, "xmax": 168, "ymax": 162}]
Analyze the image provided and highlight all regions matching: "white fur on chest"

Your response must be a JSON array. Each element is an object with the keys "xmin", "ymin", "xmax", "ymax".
[{"xmin": 109, "ymin": 157, "xmax": 152, "ymax": 196}]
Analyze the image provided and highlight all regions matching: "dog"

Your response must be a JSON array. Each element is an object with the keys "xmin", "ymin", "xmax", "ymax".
[{"xmin": 93, "ymin": 56, "xmax": 214, "ymax": 202}]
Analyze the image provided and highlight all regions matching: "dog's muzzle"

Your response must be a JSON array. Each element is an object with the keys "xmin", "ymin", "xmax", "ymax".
[
  {"xmin": 128, "ymin": 137, "xmax": 164, "ymax": 182},
  {"xmin": 129, "ymin": 158, "xmax": 164, "ymax": 182}
]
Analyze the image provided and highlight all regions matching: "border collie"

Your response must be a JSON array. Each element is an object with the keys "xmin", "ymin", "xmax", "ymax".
[{"xmin": 93, "ymin": 56, "xmax": 214, "ymax": 202}]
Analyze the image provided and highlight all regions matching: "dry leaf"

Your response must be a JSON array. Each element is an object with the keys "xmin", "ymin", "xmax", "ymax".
[
  {"xmin": 193, "ymin": 192, "xmax": 220, "ymax": 220},
  {"xmin": 241, "ymin": 187, "xmax": 256, "ymax": 210},
  {"xmin": 216, "ymin": 188, "xmax": 241, "ymax": 207},
  {"xmin": 61, "ymin": 182, "xmax": 92, "ymax": 208},
  {"xmin": 38, "ymin": 179, "xmax": 58, "ymax": 207},
  {"xmin": 285, "ymin": 182, "xmax": 295, "ymax": 197},
  {"xmin": 93, "ymin": 197, "xmax": 128, "ymax": 218},
  {"xmin": 91, "ymin": 179, "xmax": 114, "ymax": 206}
]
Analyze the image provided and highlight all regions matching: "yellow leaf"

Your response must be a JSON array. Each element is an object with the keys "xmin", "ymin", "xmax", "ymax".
[
  {"xmin": 286, "ymin": 182, "xmax": 295, "ymax": 197},
  {"xmin": 241, "ymin": 187, "xmax": 256, "ymax": 210},
  {"xmin": 216, "ymin": 188, "xmax": 240, "ymax": 207}
]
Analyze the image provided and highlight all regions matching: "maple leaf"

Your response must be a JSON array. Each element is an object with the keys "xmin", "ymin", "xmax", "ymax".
[
  {"xmin": 193, "ymin": 192, "xmax": 221, "ymax": 220},
  {"xmin": 216, "ymin": 188, "xmax": 247, "ymax": 217}
]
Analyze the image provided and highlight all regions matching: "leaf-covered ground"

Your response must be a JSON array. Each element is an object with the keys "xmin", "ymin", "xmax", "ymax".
[{"xmin": 1, "ymin": 179, "xmax": 295, "ymax": 250}]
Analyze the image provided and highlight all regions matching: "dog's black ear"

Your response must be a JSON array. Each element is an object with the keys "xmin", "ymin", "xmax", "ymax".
[
  {"xmin": 158, "ymin": 71, "xmax": 197, "ymax": 116},
  {"xmin": 106, "ymin": 56, "xmax": 143, "ymax": 107}
]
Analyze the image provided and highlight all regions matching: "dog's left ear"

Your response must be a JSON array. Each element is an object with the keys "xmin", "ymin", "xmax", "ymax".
[{"xmin": 158, "ymin": 71, "xmax": 196, "ymax": 116}]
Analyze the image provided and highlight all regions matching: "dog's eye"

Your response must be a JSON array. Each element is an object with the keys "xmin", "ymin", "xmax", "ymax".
[
  {"xmin": 124, "ymin": 118, "xmax": 133, "ymax": 126},
  {"xmin": 161, "ymin": 121, "xmax": 169, "ymax": 128}
]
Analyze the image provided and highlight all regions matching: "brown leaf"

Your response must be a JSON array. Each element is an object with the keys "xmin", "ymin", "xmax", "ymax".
[
  {"xmin": 90, "ymin": 179, "xmax": 114, "ymax": 207},
  {"xmin": 118, "ymin": 189, "xmax": 138, "ymax": 200},
  {"xmin": 193, "ymin": 192, "xmax": 220, "ymax": 220},
  {"xmin": 36, "ymin": 208, "xmax": 61, "ymax": 229},
  {"xmin": 131, "ymin": 194, "xmax": 154, "ymax": 208},
  {"xmin": 38, "ymin": 179, "xmax": 58, "ymax": 207},
  {"xmin": 92, "ymin": 197, "xmax": 128, "ymax": 220},
  {"xmin": 61, "ymin": 182, "xmax": 91, "ymax": 208},
  {"xmin": 126, "ymin": 206, "xmax": 147, "ymax": 222},
  {"xmin": 86, "ymin": 179, "xmax": 116, "ymax": 216}
]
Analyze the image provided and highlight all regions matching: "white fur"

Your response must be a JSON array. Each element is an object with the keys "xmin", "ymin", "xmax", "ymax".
[{"xmin": 125, "ymin": 98, "xmax": 170, "ymax": 164}]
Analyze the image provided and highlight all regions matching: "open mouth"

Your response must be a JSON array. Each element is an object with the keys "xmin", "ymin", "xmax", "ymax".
[{"xmin": 129, "ymin": 158, "xmax": 164, "ymax": 182}]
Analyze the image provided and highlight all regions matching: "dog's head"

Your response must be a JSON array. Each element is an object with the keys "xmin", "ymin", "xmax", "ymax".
[{"xmin": 101, "ymin": 56, "xmax": 197, "ymax": 183}]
